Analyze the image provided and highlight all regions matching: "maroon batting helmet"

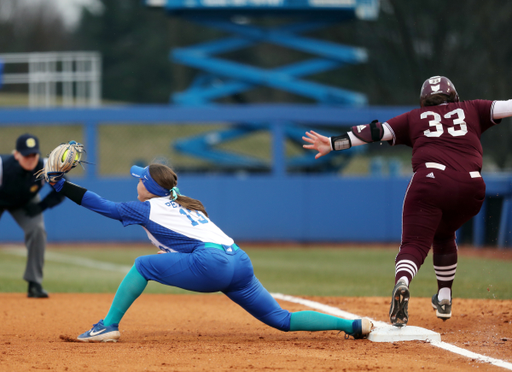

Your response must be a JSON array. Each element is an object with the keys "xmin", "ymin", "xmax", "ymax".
[{"xmin": 419, "ymin": 76, "xmax": 459, "ymax": 103}]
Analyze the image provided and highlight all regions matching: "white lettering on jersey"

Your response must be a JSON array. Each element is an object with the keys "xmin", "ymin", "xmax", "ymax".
[
  {"xmin": 147, "ymin": 197, "xmax": 234, "ymax": 247},
  {"xmin": 421, "ymin": 109, "xmax": 467, "ymax": 138},
  {"xmin": 356, "ymin": 124, "xmax": 367, "ymax": 133}
]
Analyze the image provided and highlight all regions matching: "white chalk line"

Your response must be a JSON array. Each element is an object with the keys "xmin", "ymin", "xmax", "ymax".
[
  {"xmin": 272, "ymin": 293, "xmax": 512, "ymax": 370},
  {"xmin": 272, "ymin": 293, "xmax": 388, "ymax": 327},
  {"xmin": 2, "ymin": 246, "xmax": 511, "ymax": 370},
  {"xmin": 1, "ymin": 245, "xmax": 131, "ymax": 273}
]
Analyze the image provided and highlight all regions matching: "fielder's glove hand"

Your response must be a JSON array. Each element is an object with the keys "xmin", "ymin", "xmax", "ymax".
[{"xmin": 35, "ymin": 141, "xmax": 85, "ymax": 183}]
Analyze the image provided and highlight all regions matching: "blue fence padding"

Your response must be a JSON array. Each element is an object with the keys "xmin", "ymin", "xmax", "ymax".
[
  {"xmin": 2, "ymin": 173, "xmax": 509, "ymax": 244},
  {"xmin": 475, "ymin": 173, "xmax": 512, "ymax": 248},
  {"xmin": 1, "ymin": 170, "xmax": 512, "ymax": 246},
  {"xmin": 0, "ymin": 59, "xmax": 3, "ymax": 89},
  {"xmin": 0, "ymin": 175, "xmax": 408, "ymax": 243}
]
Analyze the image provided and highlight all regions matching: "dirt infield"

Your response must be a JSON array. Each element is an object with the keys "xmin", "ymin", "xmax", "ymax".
[{"xmin": 1, "ymin": 294, "xmax": 511, "ymax": 371}]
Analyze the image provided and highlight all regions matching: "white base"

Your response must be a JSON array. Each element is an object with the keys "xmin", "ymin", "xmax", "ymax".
[{"xmin": 368, "ymin": 325, "xmax": 441, "ymax": 343}]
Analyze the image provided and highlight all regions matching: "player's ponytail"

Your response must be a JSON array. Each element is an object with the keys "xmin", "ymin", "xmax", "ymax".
[{"xmin": 148, "ymin": 164, "xmax": 209, "ymax": 217}]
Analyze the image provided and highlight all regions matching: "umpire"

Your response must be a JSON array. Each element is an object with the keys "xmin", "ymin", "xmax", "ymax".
[{"xmin": 0, "ymin": 134, "xmax": 65, "ymax": 298}]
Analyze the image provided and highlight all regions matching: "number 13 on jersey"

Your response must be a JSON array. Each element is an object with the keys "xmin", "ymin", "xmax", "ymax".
[{"xmin": 180, "ymin": 208, "xmax": 209, "ymax": 226}]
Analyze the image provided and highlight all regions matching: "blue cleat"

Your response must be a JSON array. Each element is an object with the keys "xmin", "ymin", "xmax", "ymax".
[
  {"xmin": 77, "ymin": 319, "xmax": 120, "ymax": 343},
  {"xmin": 346, "ymin": 318, "xmax": 373, "ymax": 339}
]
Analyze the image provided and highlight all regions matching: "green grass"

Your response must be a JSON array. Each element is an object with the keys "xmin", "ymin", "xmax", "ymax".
[{"xmin": 0, "ymin": 245, "xmax": 510, "ymax": 299}]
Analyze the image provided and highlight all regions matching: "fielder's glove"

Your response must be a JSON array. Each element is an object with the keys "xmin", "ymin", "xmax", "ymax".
[{"xmin": 35, "ymin": 141, "xmax": 85, "ymax": 183}]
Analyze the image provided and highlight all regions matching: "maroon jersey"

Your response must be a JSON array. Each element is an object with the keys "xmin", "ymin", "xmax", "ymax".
[{"xmin": 385, "ymin": 100, "xmax": 500, "ymax": 172}]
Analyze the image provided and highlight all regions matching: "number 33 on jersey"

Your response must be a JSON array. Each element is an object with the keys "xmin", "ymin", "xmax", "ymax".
[{"xmin": 385, "ymin": 99, "xmax": 499, "ymax": 173}]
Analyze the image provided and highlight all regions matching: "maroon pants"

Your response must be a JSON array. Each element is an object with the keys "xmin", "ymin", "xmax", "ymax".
[{"xmin": 395, "ymin": 166, "xmax": 485, "ymax": 286}]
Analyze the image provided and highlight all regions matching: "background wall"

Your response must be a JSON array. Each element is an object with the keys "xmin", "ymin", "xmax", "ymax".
[
  {"xmin": 0, "ymin": 175, "xmax": 407, "ymax": 243},
  {"xmin": 1, "ymin": 106, "xmax": 512, "ymax": 246},
  {"xmin": 1, "ymin": 173, "xmax": 511, "ymax": 245}
]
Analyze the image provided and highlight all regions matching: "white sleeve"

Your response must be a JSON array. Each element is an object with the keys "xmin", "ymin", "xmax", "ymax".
[
  {"xmin": 492, "ymin": 100, "xmax": 512, "ymax": 120},
  {"xmin": 347, "ymin": 124, "xmax": 393, "ymax": 147}
]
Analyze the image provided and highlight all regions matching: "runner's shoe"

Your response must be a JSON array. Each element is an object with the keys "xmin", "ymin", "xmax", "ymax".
[
  {"xmin": 431, "ymin": 294, "xmax": 452, "ymax": 321},
  {"xmin": 77, "ymin": 319, "xmax": 120, "ymax": 342},
  {"xmin": 389, "ymin": 279, "xmax": 409, "ymax": 327},
  {"xmin": 346, "ymin": 318, "xmax": 373, "ymax": 339}
]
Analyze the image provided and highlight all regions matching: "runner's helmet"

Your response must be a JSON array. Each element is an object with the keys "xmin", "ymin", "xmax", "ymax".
[{"xmin": 420, "ymin": 76, "xmax": 459, "ymax": 102}]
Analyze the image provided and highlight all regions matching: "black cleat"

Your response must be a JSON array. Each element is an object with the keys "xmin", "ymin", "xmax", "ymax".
[
  {"xmin": 389, "ymin": 280, "xmax": 409, "ymax": 327},
  {"xmin": 431, "ymin": 294, "xmax": 451, "ymax": 321},
  {"xmin": 28, "ymin": 282, "xmax": 49, "ymax": 298}
]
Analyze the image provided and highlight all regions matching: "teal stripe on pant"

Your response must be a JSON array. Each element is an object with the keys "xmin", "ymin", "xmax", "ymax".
[
  {"xmin": 103, "ymin": 265, "xmax": 148, "ymax": 327},
  {"xmin": 289, "ymin": 311, "xmax": 355, "ymax": 333}
]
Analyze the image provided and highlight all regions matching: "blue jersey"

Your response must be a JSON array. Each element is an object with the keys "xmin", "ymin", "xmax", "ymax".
[
  {"xmin": 81, "ymin": 191, "xmax": 233, "ymax": 253},
  {"xmin": 77, "ymin": 188, "xmax": 292, "ymax": 332}
]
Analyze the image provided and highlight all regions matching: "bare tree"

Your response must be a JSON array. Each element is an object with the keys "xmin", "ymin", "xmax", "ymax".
[
  {"xmin": 316, "ymin": 0, "xmax": 512, "ymax": 168},
  {"xmin": 0, "ymin": 0, "xmax": 70, "ymax": 53}
]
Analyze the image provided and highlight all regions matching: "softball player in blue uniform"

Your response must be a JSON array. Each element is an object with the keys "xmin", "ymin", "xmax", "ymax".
[{"xmin": 51, "ymin": 163, "xmax": 372, "ymax": 342}]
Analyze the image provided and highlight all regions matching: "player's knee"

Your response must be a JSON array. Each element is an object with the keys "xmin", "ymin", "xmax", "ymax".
[{"xmin": 261, "ymin": 311, "xmax": 292, "ymax": 332}]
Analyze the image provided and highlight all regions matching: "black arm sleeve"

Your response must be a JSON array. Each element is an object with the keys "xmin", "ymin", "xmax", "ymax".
[
  {"xmin": 39, "ymin": 191, "xmax": 65, "ymax": 211},
  {"xmin": 60, "ymin": 181, "xmax": 88, "ymax": 205}
]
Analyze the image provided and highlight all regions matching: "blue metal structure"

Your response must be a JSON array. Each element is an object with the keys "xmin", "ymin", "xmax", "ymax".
[
  {"xmin": 151, "ymin": 0, "xmax": 379, "ymax": 18},
  {"xmin": 147, "ymin": 0, "xmax": 379, "ymax": 105},
  {"xmin": 170, "ymin": 20, "xmax": 369, "ymax": 106},
  {"xmin": 145, "ymin": 0, "xmax": 379, "ymax": 172}
]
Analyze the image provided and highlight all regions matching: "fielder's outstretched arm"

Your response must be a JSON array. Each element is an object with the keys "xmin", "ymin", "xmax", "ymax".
[{"xmin": 53, "ymin": 180, "xmax": 122, "ymax": 220}]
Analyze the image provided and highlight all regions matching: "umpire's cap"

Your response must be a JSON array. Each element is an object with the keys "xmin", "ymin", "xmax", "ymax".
[{"xmin": 16, "ymin": 133, "xmax": 40, "ymax": 156}]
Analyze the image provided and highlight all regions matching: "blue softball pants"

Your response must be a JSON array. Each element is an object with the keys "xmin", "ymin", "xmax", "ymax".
[{"xmin": 135, "ymin": 246, "xmax": 292, "ymax": 331}]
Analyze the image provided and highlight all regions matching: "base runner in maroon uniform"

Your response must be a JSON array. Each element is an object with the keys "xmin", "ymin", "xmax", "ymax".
[{"xmin": 302, "ymin": 76, "xmax": 512, "ymax": 327}]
